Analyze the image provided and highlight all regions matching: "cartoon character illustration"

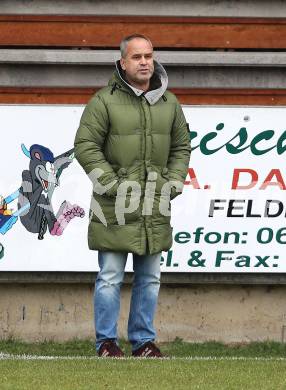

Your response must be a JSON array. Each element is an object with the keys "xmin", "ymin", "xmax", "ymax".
[
  {"xmin": 0, "ymin": 143, "xmax": 85, "ymax": 240},
  {"xmin": 19, "ymin": 143, "xmax": 85, "ymax": 239}
]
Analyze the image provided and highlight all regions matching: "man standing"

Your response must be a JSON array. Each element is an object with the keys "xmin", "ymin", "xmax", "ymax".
[{"xmin": 74, "ymin": 34, "xmax": 191, "ymax": 357}]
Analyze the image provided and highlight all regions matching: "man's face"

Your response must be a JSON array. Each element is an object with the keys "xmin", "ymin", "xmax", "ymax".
[{"xmin": 120, "ymin": 38, "xmax": 154, "ymax": 87}]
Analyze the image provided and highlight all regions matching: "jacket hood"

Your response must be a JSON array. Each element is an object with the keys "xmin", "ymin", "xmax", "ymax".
[{"xmin": 109, "ymin": 60, "xmax": 168, "ymax": 105}]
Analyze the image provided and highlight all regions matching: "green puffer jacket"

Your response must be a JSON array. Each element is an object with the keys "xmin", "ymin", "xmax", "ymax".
[{"xmin": 74, "ymin": 60, "xmax": 191, "ymax": 255}]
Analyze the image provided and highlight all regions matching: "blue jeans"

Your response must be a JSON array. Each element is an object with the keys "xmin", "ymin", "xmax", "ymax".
[{"xmin": 95, "ymin": 251, "xmax": 161, "ymax": 352}]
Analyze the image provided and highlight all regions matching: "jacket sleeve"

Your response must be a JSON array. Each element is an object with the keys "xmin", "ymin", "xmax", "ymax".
[
  {"xmin": 167, "ymin": 100, "xmax": 191, "ymax": 199},
  {"xmin": 74, "ymin": 94, "xmax": 119, "ymax": 197}
]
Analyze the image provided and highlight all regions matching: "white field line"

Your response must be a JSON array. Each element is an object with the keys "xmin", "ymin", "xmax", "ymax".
[{"xmin": 1, "ymin": 353, "xmax": 286, "ymax": 361}]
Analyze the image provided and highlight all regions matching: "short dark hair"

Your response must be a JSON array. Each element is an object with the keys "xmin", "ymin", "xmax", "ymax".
[{"xmin": 120, "ymin": 34, "xmax": 153, "ymax": 58}]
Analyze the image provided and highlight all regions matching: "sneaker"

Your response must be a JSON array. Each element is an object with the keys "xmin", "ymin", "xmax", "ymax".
[
  {"xmin": 98, "ymin": 340, "xmax": 124, "ymax": 357},
  {"xmin": 132, "ymin": 341, "xmax": 163, "ymax": 358}
]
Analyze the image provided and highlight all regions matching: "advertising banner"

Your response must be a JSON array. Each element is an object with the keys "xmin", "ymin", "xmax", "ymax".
[{"xmin": 0, "ymin": 104, "xmax": 285, "ymax": 272}]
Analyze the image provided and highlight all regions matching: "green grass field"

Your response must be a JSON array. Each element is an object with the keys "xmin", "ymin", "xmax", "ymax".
[{"xmin": 1, "ymin": 339, "xmax": 286, "ymax": 389}]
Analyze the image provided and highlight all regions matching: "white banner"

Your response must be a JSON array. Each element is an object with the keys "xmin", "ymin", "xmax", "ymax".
[{"xmin": 0, "ymin": 104, "xmax": 285, "ymax": 272}]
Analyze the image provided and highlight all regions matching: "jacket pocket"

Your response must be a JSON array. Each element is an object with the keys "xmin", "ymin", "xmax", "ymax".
[{"xmin": 157, "ymin": 167, "xmax": 170, "ymax": 195}]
